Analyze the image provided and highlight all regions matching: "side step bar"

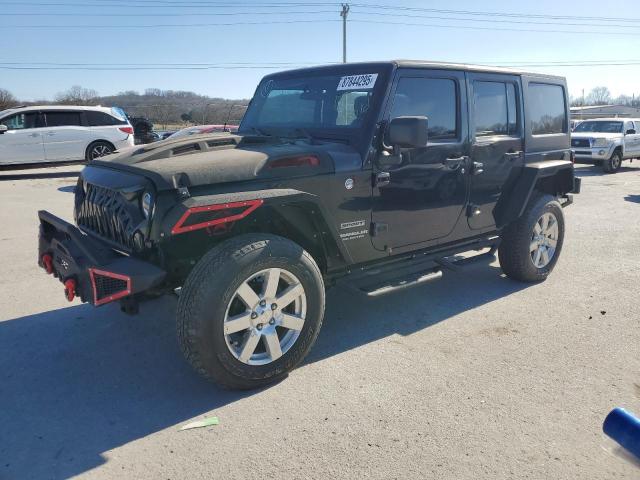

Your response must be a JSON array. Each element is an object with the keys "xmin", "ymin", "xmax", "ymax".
[
  {"xmin": 337, "ymin": 243, "xmax": 499, "ymax": 297},
  {"xmin": 360, "ymin": 269, "xmax": 443, "ymax": 297}
]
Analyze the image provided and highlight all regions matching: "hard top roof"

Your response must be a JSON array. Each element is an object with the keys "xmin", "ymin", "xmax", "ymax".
[{"xmin": 263, "ymin": 60, "xmax": 565, "ymax": 81}]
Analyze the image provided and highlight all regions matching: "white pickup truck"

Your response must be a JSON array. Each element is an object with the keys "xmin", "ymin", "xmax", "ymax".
[{"xmin": 571, "ymin": 118, "xmax": 640, "ymax": 173}]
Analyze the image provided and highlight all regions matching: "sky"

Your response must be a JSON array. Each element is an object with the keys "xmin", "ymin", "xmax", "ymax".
[{"xmin": 1, "ymin": 0, "xmax": 639, "ymax": 102}]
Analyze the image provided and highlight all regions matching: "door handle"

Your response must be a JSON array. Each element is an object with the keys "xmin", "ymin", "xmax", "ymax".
[
  {"xmin": 444, "ymin": 156, "xmax": 468, "ymax": 169},
  {"xmin": 504, "ymin": 151, "xmax": 522, "ymax": 160},
  {"xmin": 28, "ymin": 133, "xmax": 40, "ymax": 137},
  {"xmin": 46, "ymin": 131, "xmax": 56, "ymax": 136}
]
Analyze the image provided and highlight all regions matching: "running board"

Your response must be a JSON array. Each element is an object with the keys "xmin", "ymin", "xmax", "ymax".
[
  {"xmin": 360, "ymin": 269, "xmax": 443, "ymax": 297},
  {"xmin": 435, "ymin": 249, "xmax": 497, "ymax": 272}
]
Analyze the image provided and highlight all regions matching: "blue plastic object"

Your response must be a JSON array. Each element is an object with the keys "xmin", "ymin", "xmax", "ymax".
[{"xmin": 603, "ymin": 407, "xmax": 640, "ymax": 460}]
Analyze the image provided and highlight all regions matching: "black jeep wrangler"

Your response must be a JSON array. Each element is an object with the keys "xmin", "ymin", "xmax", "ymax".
[{"xmin": 38, "ymin": 61, "xmax": 580, "ymax": 389}]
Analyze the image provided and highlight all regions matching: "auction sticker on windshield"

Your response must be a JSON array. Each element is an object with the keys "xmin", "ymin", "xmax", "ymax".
[{"xmin": 337, "ymin": 74, "xmax": 378, "ymax": 91}]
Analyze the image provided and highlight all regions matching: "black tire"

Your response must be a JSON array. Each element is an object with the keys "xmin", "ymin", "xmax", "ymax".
[
  {"xmin": 176, "ymin": 234, "xmax": 325, "ymax": 390},
  {"xmin": 498, "ymin": 193, "xmax": 565, "ymax": 282},
  {"xmin": 602, "ymin": 149, "xmax": 622, "ymax": 173},
  {"xmin": 85, "ymin": 141, "xmax": 114, "ymax": 161}
]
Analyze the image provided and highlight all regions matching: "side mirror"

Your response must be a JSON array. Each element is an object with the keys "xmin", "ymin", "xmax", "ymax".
[
  {"xmin": 0, "ymin": 125, "xmax": 7, "ymax": 134},
  {"xmin": 626, "ymin": 129, "xmax": 636, "ymax": 135},
  {"xmin": 386, "ymin": 116, "xmax": 429, "ymax": 149}
]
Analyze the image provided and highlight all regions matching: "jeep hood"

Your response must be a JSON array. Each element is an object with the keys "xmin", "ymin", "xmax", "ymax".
[{"xmin": 90, "ymin": 133, "xmax": 359, "ymax": 190}]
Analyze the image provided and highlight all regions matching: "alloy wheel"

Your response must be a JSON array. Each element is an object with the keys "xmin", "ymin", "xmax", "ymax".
[
  {"xmin": 91, "ymin": 144, "xmax": 112, "ymax": 159},
  {"xmin": 530, "ymin": 212, "xmax": 558, "ymax": 269},
  {"xmin": 223, "ymin": 268, "xmax": 307, "ymax": 366}
]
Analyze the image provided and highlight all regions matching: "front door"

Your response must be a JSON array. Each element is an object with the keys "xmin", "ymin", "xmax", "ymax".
[
  {"xmin": 467, "ymin": 73, "xmax": 525, "ymax": 230},
  {"xmin": 371, "ymin": 70, "xmax": 470, "ymax": 251},
  {"xmin": 0, "ymin": 112, "xmax": 46, "ymax": 165},
  {"xmin": 624, "ymin": 120, "xmax": 640, "ymax": 156}
]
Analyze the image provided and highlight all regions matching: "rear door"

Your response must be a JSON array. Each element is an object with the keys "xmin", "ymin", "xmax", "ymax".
[
  {"xmin": 371, "ymin": 69, "xmax": 470, "ymax": 250},
  {"xmin": 0, "ymin": 112, "xmax": 46, "ymax": 164},
  {"xmin": 42, "ymin": 110, "xmax": 87, "ymax": 161},
  {"xmin": 467, "ymin": 73, "xmax": 524, "ymax": 230}
]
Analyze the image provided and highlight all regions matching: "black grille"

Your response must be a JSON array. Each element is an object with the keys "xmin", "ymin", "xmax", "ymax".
[
  {"xmin": 571, "ymin": 138, "xmax": 590, "ymax": 148},
  {"xmin": 93, "ymin": 273, "xmax": 129, "ymax": 301},
  {"xmin": 75, "ymin": 183, "xmax": 138, "ymax": 250}
]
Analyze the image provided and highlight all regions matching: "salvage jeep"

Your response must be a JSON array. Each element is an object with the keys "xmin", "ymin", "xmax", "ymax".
[{"xmin": 38, "ymin": 61, "xmax": 580, "ymax": 389}]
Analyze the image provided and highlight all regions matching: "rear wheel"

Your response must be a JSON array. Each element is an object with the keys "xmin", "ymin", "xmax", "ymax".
[
  {"xmin": 602, "ymin": 149, "xmax": 622, "ymax": 173},
  {"xmin": 499, "ymin": 194, "xmax": 565, "ymax": 282},
  {"xmin": 85, "ymin": 141, "xmax": 114, "ymax": 161},
  {"xmin": 177, "ymin": 234, "xmax": 325, "ymax": 389}
]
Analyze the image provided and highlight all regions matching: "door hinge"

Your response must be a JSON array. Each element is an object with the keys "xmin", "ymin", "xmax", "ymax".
[
  {"xmin": 466, "ymin": 204, "xmax": 482, "ymax": 217},
  {"xmin": 371, "ymin": 222, "xmax": 388, "ymax": 237},
  {"xmin": 373, "ymin": 171, "xmax": 391, "ymax": 187}
]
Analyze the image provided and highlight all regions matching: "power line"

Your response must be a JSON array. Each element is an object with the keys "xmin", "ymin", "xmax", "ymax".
[
  {"xmin": 0, "ymin": 10, "xmax": 340, "ymax": 17},
  {"xmin": 349, "ymin": 3, "xmax": 640, "ymax": 23},
  {"xmin": 350, "ymin": 10, "xmax": 640, "ymax": 29},
  {"xmin": 2, "ymin": 61, "xmax": 640, "ymax": 71},
  {"xmin": 2, "ymin": 19, "xmax": 340, "ymax": 28},
  {"xmin": 351, "ymin": 19, "xmax": 640, "ymax": 36},
  {"xmin": 1, "ymin": 1, "xmax": 340, "ymax": 8}
]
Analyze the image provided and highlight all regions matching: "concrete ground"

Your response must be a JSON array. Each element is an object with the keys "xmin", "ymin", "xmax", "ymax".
[{"xmin": 0, "ymin": 162, "xmax": 639, "ymax": 480}]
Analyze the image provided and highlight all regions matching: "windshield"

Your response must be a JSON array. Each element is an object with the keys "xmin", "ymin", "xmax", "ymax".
[
  {"xmin": 574, "ymin": 121, "xmax": 623, "ymax": 133},
  {"xmin": 239, "ymin": 71, "xmax": 385, "ymax": 136}
]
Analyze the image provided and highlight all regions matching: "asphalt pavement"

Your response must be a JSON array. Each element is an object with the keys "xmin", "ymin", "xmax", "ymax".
[{"xmin": 0, "ymin": 162, "xmax": 639, "ymax": 479}]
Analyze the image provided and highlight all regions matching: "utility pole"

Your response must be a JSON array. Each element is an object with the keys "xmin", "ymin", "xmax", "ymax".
[{"xmin": 340, "ymin": 3, "xmax": 349, "ymax": 63}]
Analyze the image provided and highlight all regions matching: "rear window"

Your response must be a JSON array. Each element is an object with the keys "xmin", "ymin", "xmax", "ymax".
[
  {"xmin": 473, "ymin": 81, "xmax": 519, "ymax": 136},
  {"xmin": 528, "ymin": 83, "xmax": 567, "ymax": 135},
  {"xmin": 45, "ymin": 111, "xmax": 82, "ymax": 127},
  {"xmin": 87, "ymin": 111, "xmax": 126, "ymax": 126}
]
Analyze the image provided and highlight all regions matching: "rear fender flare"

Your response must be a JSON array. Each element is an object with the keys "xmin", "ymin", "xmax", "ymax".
[{"xmin": 494, "ymin": 160, "xmax": 577, "ymax": 228}]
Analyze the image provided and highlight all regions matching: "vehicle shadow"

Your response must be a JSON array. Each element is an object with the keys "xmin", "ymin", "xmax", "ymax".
[
  {"xmin": 0, "ymin": 259, "xmax": 527, "ymax": 479},
  {"xmin": 0, "ymin": 171, "xmax": 80, "ymax": 181},
  {"xmin": 574, "ymin": 164, "xmax": 639, "ymax": 177},
  {"xmin": 624, "ymin": 194, "xmax": 640, "ymax": 204}
]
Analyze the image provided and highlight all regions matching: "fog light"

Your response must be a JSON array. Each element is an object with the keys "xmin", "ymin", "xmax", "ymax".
[{"xmin": 599, "ymin": 150, "xmax": 605, "ymax": 156}]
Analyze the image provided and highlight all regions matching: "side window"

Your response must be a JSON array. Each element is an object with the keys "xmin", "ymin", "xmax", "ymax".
[
  {"xmin": 44, "ymin": 111, "xmax": 82, "ymax": 127},
  {"xmin": 1, "ymin": 112, "xmax": 38, "ymax": 130},
  {"xmin": 390, "ymin": 77, "xmax": 457, "ymax": 139},
  {"xmin": 528, "ymin": 83, "xmax": 567, "ymax": 135},
  {"xmin": 473, "ymin": 81, "xmax": 519, "ymax": 137},
  {"xmin": 624, "ymin": 121, "xmax": 634, "ymax": 133},
  {"xmin": 87, "ymin": 111, "xmax": 124, "ymax": 126}
]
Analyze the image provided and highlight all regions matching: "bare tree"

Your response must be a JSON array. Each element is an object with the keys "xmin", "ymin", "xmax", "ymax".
[
  {"xmin": 55, "ymin": 85, "xmax": 99, "ymax": 105},
  {"xmin": 586, "ymin": 86, "xmax": 612, "ymax": 106},
  {"xmin": 0, "ymin": 88, "xmax": 18, "ymax": 110}
]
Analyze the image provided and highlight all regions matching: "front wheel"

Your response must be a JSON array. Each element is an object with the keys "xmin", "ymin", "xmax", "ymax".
[
  {"xmin": 498, "ymin": 194, "xmax": 565, "ymax": 282},
  {"xmin": 602, "ymin": 150, "xmax": 622, "ymax": 173},
  {"xmin": 177, "ymin": 234, "xmax": 325, "ymax": 389}
]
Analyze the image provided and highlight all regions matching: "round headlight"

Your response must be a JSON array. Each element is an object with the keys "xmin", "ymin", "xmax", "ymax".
[{"xmin": 141, "ymin": 191, "xmax": 154, "ymax": 219}]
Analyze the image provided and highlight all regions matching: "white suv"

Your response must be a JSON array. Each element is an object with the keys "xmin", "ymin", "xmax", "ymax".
[{"xmin": 0, "ymin": 105, "xmax": 135, "ymax": 166}]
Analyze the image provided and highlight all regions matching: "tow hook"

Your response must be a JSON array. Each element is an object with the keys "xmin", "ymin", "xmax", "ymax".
[
  {"xmin": 64, "ymin": 278, "xmax": 77, "ymax": 302},
  {"xmin": 42, "ymin": 253, "xmax": 54, "ymax": 274}
]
